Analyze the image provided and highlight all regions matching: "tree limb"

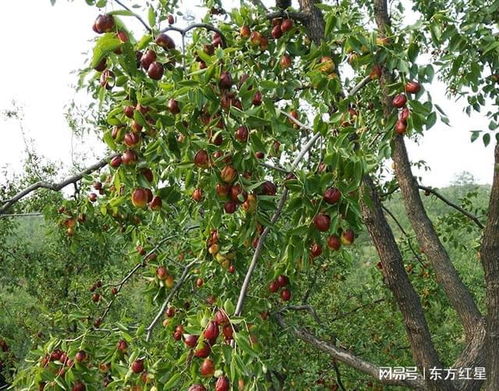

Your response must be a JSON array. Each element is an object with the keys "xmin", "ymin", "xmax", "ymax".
[
  {"xmin": 274, "ymin": 312, "xmax": 427, "ymax": 389},
  {"xmin": 417, "ymin": 185, "xmax": 485, "ymax": 229},
  {"xmin": 0, "ymin": 155, "xmax": 117, "ymax": 215}
]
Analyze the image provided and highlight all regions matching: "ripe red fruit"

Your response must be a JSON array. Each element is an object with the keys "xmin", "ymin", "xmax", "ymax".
[
  {"xmin": 229, "ymin": 184, "xmax": 247, "ymax": 202},
  {"xmin": 155, "ymin": 33, "xmax": 175, "ymax": 50},
  {"xmin": 156, "ymin": 266, "xmax": 168, "ymax": 280},
  {"xmin": 91, "ymin": 293, "xmax": 100, "ymax": 302},
  {"xmin": 341, "ymin": 229, "xmax": 355, "ymax": 245},
  {"xmin": 395, "ymin": 119, "xmax": 407, "ymax": 135},
  {"xmin": 250, "ymin": 31, "xmax": 262, "ymax": 46},
  {"xmin": 224, "ymin": 200, "xmax": 238, "ymax": 214},
  {"xmin": 310, "ymin": 242, "xmax": 322, "ymax": 257},
  {"xmin": 95, "ymin": 14, "xmax": 115, "ymax": 33},
  {"xmin": 117, "ymin": 30, "xmax": 128, "ymax": 43},
  {"xmin": 200, "ymin": 358, "xmax": 215, "ymax": 377},
  {"xmin": 184, "ymin": 334, "xmax": 199, "ymax": 348},
  {"xmin": 216, "ymin": 183, "xmax": 230, "ymax": 198},
  {"xmin": 88, "ymin": 193, "xmax": 98, "ymax": 202},
  {"xmin": 280, "ymin": 54, "xmax": 292, "ymax": 69},
  {"xmin": 255, "ymin": 151, "xmax": 264, "ymax": 159},
  {"xmin": 405, "ymin": 81, "xmax": 421, "ymax": 94},
  {"xmin": 204, "ymin": 321, "xmax": 220, "ymax": 341},
  {"xmin": 327, "ymin": 235, "xmax": 341, "ymax": 251},
  {"xmin": 323, "ymin": 187, "xmax": 341, "ymax": 204},
  {"xmin": 192, "ymin": 188, "xmax": 203, "ymax": 202},
  {"xmin": 252, "ymin": 91, "xmax": 263, "ymax": 106},
  {"xmin": 215, "ymin": 376, "xmax": 230, "ymax": 391},
  {"xmin": 240, "ymin": 25, "xmax": 251, "ymax": 38},
  {"xmin": 194, "ymin": 150, "xmax": 210, "ymax": 168},
  {"xmin": 140, "ymin": 50, "xmax": 157, "ymax": 70},
  {"xmin": 269, "ymin": 280, "xmax": 279, "ymax": 293},
  {"xmin": 392, "ymin": 94, "xmax": 407, "ymax": 108},
  {"xmin": 281, "ymin": 19, "xmax": 293, "ymax": 32},
  {"xmin": 149, "ymin": 195, "xmax": 162, "ymax": 211},
  {"xmin": 313, "ymin": 214, "xmax": 331, "ymax": 232},
  {"xmin": 260, "ymin": 181, "xmax": 277, "ymax": 196},
  {"xmin": 124, "ymin": 105, "xmax": 135, "ymax": 118},
  {"xmin": 131, "ymin": 359, "xmax": 144, "ymax": 374},
  {"xmin": 122, "ymin": 149, "xmax": 138, "ymax": 165},
  {"xmin": 214, "ymin": 309, "xmax": 229, "ymax": 325},
  {"xmin": 117, "ymin": 339, "xmax": 128, "ymax": 353},
  {"xmin": 72, "ymin": 382, "xmax": 86, "ymax": 391},
  {"xmin": 189, "ymin": 385, "xmax": 207, "ymax": 391},
  {"xmin": 399, "ymin": 107, "xmax": 410, "ymax": 121},
  {"xmin": 228, "ymin": 264, "xmax": 236, "ymax": 273},
  {"xmin": 173, "ymin": 330, "xmax": 183, "ymax": 341},
  {"xmin": 167, "ymin": 14, "xmax": 175, "ymax": 24},
  {"xmin": 222, "ymin": 324, "xmax": 234, "ymax": 340},
  {"xmin": 276, "ymin": 274, "xmax": 289, "ymax": 287},
  {"xmin": 260, "ymin": 36, "xmax": 269, "ymax": 50},
  {"xmin": 194, "ymin": 342, "xmax": 211, "ymax": 358},
  {"xmin": 281, "ymin": 289, "xmax": 292, "ymax": 301},
  {"xmin": 165, "ymin": 306, "xmax": 176, "ymax": 318},
  {"xmin": 196, "ymin": 278, "xmax": 204, "ymax": 288},
  {"xmin": 219, "ymin": 71, "xmax": 233, "ymax": 90},
  {"xmin": 235, "ymin": 126, "xmax": 249, "ymax": 142},
  {"xmin": 75, "ymin": 350, "xmax": 86, "ymax": 363},
  {"xmin": 167, "ymin": 99, "xmax": 180, "ymax": 114},
  {"xmin": 94, "ymin": 58, "xmax": 107, "ymax": 72},
  {"xmin": 203, "ymin": 44, "xmax": 215, "ymax": 56},
  {"xmin": 271, "ymin": 24, "xmax": 283, "ymax": 39},
  {"xmin": 131, "ymin": 188, "xmax": 149, "ymax": 208},
  {"xmin": 220, "ymin": 165, "xmax": 237, "ymax": 183},
  {"xmin": 123, "ymin": 132, "xmax": 140, "ymax": 147},
  {"xmin": 147, "ymin": 62, "xmax": 164, "ymax": 80},
  {"xmin": 141, "ymin": 168, "xmax": 154, "ymax": 183}
]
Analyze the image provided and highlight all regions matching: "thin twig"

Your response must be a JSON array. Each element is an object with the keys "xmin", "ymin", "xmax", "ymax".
[
  {"xmin": 418, "ymin": 185, "xmax": 485, "ymax": 229},
  {"xmin": 145, "ymin": 259, "xmax": 198, "ymax": 341},
  {"xmin": 0, "ymin": 212, "xmax": 43, "ymax": 219},
  {"xmin": 381, "ymin": 205, "xmax": 426, "ymax": 267},
  {"xmin": 160, "ymin": 23, "xmax": 228, "ymax": 48},
  {"xmin": 330, "ymin": 298, "xmax": 385, "ymax": 322},
  {"xmin": 276, "ymin": 304, "xmax": 321, "ymax": 324},
  {"xmin": 114, "ymin": 0, "xmax": 152, "ymax": 33}
]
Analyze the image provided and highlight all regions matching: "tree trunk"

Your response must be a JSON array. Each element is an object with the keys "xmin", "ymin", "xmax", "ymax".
[
  {"xmin": 361, "ymin": 175, "xmax": 454, "ymax": 391},
  {"xmin": 481, "ymin": 142, "xmax": 499, "ymax": 391}
]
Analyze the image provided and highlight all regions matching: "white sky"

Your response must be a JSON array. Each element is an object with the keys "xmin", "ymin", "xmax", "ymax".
[{"xmin": 0, "ymin": 0, "xmax": 495, "ymax": 187}]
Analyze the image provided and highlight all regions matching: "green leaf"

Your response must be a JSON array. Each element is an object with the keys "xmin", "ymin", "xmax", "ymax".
[
  {"xmin": 426, "ymin": 112, "xmax": 437, "ymax": 130},
  {"xmin": 148, "ymin": 7, "xmax": 156, "ymax": 28},
  {"xmin": 470, "ymin": 130, "xmax": 481, "ymax": 143},
  {"xmin": 483, "ymin": 133, "xmax": 491, "ymax": 147},
  {"xmin": 92, "ymin": 34, "xmax": 121, "ymax": 68}
]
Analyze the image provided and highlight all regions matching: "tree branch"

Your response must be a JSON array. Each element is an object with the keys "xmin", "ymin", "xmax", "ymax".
[
  {"xmin": 114, "ymin": 0, "xmax": 152, "ymax": 33},
  {"xmin": 417, "ymin": 185, "xmax": 485, "ymax": 229},
  {"xmin": 0, "ymin": 155, "xmax": 117, "ymax": 215},
  {"xmin": 145, "ymin": 259, "xmax": 198, "ymax": 341},
  {"xmin": 330, "ymin": 298, "xmax": 385, "ymax": 322},
  {"xmin": 274, "ymin": 312, "xmax": 426, "ymax": 389}
]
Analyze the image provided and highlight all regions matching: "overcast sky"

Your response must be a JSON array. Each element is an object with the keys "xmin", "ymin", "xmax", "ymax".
[{"xmin": 0, "ymin": 0, "xmax": 495, "ymax": 187}]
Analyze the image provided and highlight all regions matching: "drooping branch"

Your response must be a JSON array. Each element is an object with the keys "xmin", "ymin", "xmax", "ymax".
[
  {"xmin": 160, "ymin": 23, "xmax": 228, "ymax": 48},
  {"xmin": 145, "ymin": 259, "xmax": 198, "ymax": 341},
  {"xmin": 0, "ymin": 155, "xmax": 118, "ymax": 215},
  {"xmin": 274, "ymin": 313, "xmax": 427, "ymax": 389},
  {"xmin": 480, "ymin": 142, "xmax": 499, "ymax": 391},
  {"xmin": 267, "ymin": 10, "xmax": 309, "ymax": 23},
  {"xmin": 417, "ymin": 185, "xmax": 485, "ymax": 229},
  {"xmin": 374, "ymin": 0, "xmax": 481, "ymax": 340}
]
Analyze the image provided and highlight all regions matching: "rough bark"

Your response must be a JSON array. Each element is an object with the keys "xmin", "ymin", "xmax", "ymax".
[
  {"xmin": 373, "ymin": 0, "xmax": 482, "ymax": 340},
  {"xmin": 481, "ymin": 142, "xmax": 499, "ymax": 390},
  {"xmin": 298, "ymin": 0, "xmax": 325, "ymax": 44},
  {"xmin": 361, "ymin": 175, "xmax": 455, "ymax": 391}
]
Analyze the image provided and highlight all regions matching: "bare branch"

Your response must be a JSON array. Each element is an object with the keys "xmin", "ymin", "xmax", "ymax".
[
  {"xmin": 160, "ymin": 23, "xmax": 228, "ymax": 48},
  {"xmin": 274, "ymin": 313, "xmax": 426, "ymax": 389},
  {"xmin": 0, "ymin": 212, "xmax": 43, "ymax": 219},
  {"xmin": 346, "ymin": 76, "xmax": 372, "ymax": 97},
  {"xmin": 276, "ymin": 304, "xmax": 322, "ymax": 324},
  {"xmin": 267, "ymin": 10, "xmax": 308, "ymax": 23},
  {"xmin": 418, "ymin": 185, "xmax": 485, "ymax": 229},
  {"xmin": 145, "ymin": 259, "xmax": 198, "ymax": 341},
  {"xmin": 330, "ymin": 298, "xmax": 385, "ymax": 322},
  {"xmin": 0, "ymin": 155, "xmax": 118, "ymax": 215},
  {"xmin": 114, "ymin": 0, "xmax": 152, "ymax": 33}
]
